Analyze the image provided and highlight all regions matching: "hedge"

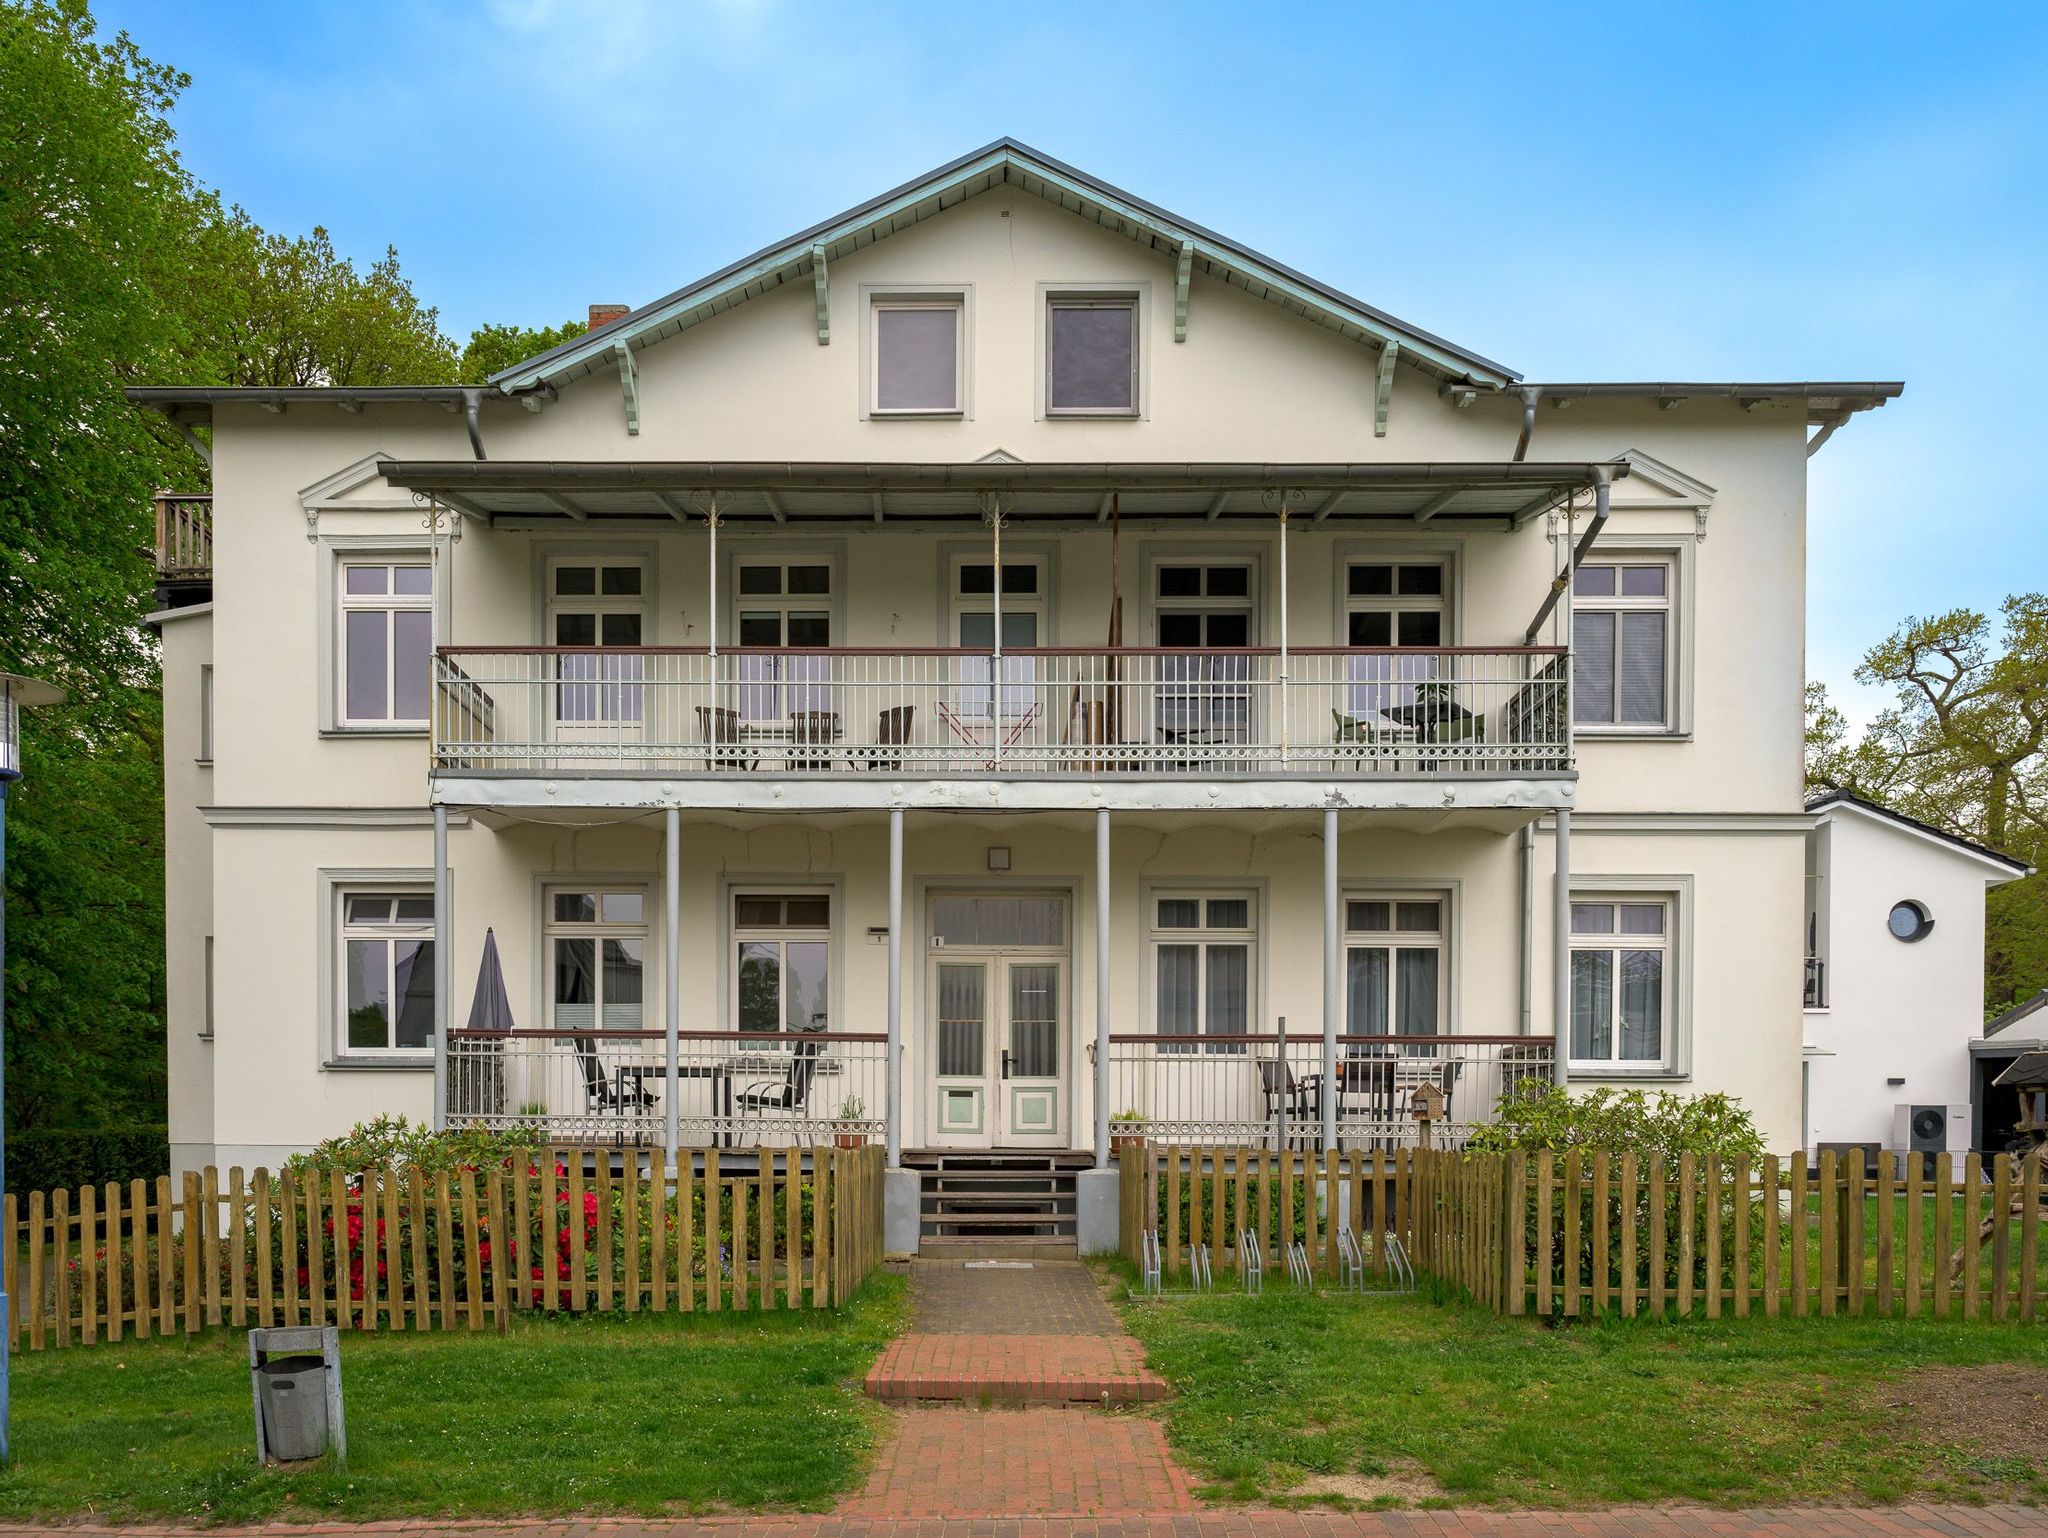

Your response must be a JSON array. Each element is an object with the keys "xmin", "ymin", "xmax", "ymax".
[{"xmin": 5, "ymin": 1124, "xmax": 169, "ymax": 1194}]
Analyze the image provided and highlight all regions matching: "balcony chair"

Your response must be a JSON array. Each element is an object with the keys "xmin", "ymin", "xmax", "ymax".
[
  {"xmin": 733, "ymin": 1036, "xmax": 824, "ymax": 1145},
  {"xmin": 788, "ymin": 709, "xmax": 842, "ymax": 770},
  {"xmin": 1256, "ymin": 1057, "xmax": 1322, "ymax": 1151},
  {"xmin": 865, "ymin": 704, "xmax": 917, "ymax": 770},
  {"xmin": 571, "ymin": 1033, "xmax": 660, "ymax": 1141},
  {"xmin": 696, "ymin": 705, "xmax": 753, "ymax": 771},
  {"xmin": 1334, "ymin": 1055, "xmax": 1399, "ymax": 1147}
]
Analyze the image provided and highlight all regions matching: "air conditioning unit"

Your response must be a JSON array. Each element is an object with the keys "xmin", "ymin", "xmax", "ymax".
[{"xmin": 1892, "ymin": 1102, "xmax": 1969, "ymax": 1156}]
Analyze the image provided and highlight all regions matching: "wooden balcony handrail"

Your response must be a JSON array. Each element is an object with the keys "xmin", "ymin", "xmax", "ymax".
[
  {"xmin": 437, "ymin": 643, "xmax": 1568, "ymax": 659},
  {"xmin": 448, "ymin": 1026, "xmax": 890, "ymax": 1043},
  {"xmin": 1106, "ymin": 1032, "xmax": 1556, "ymax": 1047}
]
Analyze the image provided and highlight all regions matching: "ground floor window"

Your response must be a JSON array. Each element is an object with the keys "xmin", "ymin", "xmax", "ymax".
[
  {"xmin": 548, "ymin": 888, "xmax": 647, "ymax": 1033},
  {"xmin": 338, "ymin": 891, "xmax": 435, "ymax": 1056},
  {"xmin": 1151, "ymin": 891, "xmax": 1254, "ymax": 1053},
  {"xmin": 1570, "ymin": 897, "xmax": 1671, "ymax": 1068},
  {"xmin": 1344, "ymin": 894, "xmax": 1445, "ymax": 1046},
  {"xmin": 733, "ymin": 892, "xmax": 832, "ymax": 1033}
]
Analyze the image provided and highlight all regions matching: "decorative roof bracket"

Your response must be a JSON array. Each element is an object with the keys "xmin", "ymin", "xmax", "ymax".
[
  {"xmin": 812, "ymin": 244, "xmax": 830, "ymax": 345},
  {"xmin": 1373, "ymin": 341, "xmax": 1400, "ymax": 437},
  {"xmin": 1174, "ymin": 241, "xmax": 1193, "ymax": 342},
  {"xmin": 616, "ymin": 341, "xmax": 639, "ymax": 435}
]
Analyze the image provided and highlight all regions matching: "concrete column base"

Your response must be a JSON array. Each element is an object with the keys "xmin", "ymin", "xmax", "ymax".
[
  {"xmin": 884, "ymin": 1166, "xmax": 922, "ymax": 1256},
  {"xmin": 1075, "ymin": 1166, "xmax": 1121, "ymax": 1255}
]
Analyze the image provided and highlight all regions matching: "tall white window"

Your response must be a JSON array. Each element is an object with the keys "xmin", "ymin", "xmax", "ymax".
[
  {"xmin": 547, "ymin": 558, "xmax": 646, "ymax": 724},
  {"xmin": 1344, "ymin": 560, "xmax": 1447, "ymax": 717},
  {"xmin": 736, "ymin": 559, "xmax": 834, "ymax": 721},
  {"xmin": 733, "ymin": 893, "xmax": 832, "ymax": 1034},
  {"xmin": 1344, "ymin": 896, "xmax": 1445, "ymax": 1047},
  {"xmin": 1151, "ymin": 893, "xmax": 1255, "ymax": 1054},
  {"xmin": 339, "ymin": 559, "xmax": 433, "ymax": 726},
  {"xmin": 1570, "ymin": 898, "xmax": 1671, "ymax": 1068},
  {"xmin": 1573, "ymin": 558, "xmax": 1673, "ymax": 729},
  {"xmin": 1046, "ymin": 295, "xmax": 1138, "ymax": 415},
  {"xmin": 338, "ymin": 891, "xmax": 435, "ymax": 1056},
  {"xmin": 949, "ymin": 554, "xmax": 1047, "ymax": 721},
  {"xmin": 872, "ymin": 298, "xmax": 962, "ymax": 414},
  {"xmin": 548, "ymin": 889, "xmax": 647, "ymax": 1035},
  {"xmin": 1155, "ymin": 562, "xmax": 1253, "ymax": 743}
]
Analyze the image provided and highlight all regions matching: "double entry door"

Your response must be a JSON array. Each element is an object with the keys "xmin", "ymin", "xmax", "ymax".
[{"xmin": 928, "ymin": 893, "xmax": 1066, "ymax": 1148}]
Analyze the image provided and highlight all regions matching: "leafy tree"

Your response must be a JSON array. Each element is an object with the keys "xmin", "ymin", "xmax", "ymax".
[
  {"xmin": 459, "ymin": 318, "xmax": 586, "ymax": 384},
  {"xmin": 1808, "ymin": 596, "xmax": 2048, "ymax": 1013}
]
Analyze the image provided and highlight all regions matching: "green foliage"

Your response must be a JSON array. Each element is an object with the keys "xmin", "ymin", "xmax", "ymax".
[
  {"xmin": 282, "ymin": 1114, "xmax": 544, "ymax": 1181},
  {"xmin": 458, "ymin": 318, "xmax": 586, "ymax": 383},
  {"xmin": 4, "ymin": 1123, "xmax": 166, "ymax": 1193},
  {"xmin": 1465, "ymin": 1082, "xmax": 1766, "ymax": 1163}
]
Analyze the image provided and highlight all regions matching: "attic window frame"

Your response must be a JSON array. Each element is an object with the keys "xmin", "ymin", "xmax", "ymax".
[
  {"xmin": 868, "ymin": 291, "xmax": 967, "ymax": 419},
  {"xmin": 1045, "ymin": 293, "xmax": 1141, "ymax": 418}
]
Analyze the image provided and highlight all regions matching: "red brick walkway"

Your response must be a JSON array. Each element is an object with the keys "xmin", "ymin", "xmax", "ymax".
[
  {"xmin": 864, "ymin": 1332, "xmax": 1167, "ymax": 1404},
  {"xmin": 11, "ymin": 1506, "xmax": 2042, "ymax": 1535}
]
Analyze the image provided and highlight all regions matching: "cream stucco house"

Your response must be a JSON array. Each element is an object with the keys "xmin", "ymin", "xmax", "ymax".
[{"xmin": 136, "ymin": 140, "xmax": 1899, "ymax": 1252}]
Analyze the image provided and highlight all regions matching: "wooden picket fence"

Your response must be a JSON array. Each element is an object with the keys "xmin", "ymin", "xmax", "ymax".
[
  {"xmin": 3, "ymin": 1145, "xmax": 886, "ymax": 1351},
  {"xmin": 1119, "ymin": 1143, "xmax": 2048, "ymax": 1322}
]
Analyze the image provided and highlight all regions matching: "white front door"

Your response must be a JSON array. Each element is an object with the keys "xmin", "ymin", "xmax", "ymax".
[{"xmin": 926, "ymin": 893, "xmax": 1068, "ymax": 1149}]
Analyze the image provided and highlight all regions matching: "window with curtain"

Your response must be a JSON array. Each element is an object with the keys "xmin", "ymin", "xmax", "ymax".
[
  {"xmin": 1343, "ymin": 561, "xmax": 1447, "ymax": 719},
  {"xmin": 338, "ymin": 891, "xmax": 435, "ymax": 1056},
  {"xmin": 950, "ymin": 555, "xmax": 1046, "ymax": 719},
  {"xmin": 1572, "ymin": 559, "xmax": 1673, "ymax": 729},
  {"xmin": 872, "ymin": 299, "xmax": 962, "ymax": 413},
  {"xmin": 733, "ymin": 893, "xmax": 832, "ymax": 1035},
  {"xmin": 1343, "ymin": 896, "xmax": 1444, "ymax": 1052},
  {"xmin": 1046, "ymin": 295, "xmax": 1138, "ymax": 415},
  {"xmin": 1569, "ymin": 898, "xmax": 1670, "ymax": 1067},
  {"xmin": 338, "ymin": 559, "xmax": 432, "ymax": 727},
  {"xmin": 1154, "ymin": 563, "xmax": 1253, "ymax": 742},
  {"xmin": 735, "ymin": 559, "xmax": 834, "ymax": 721},
  {"xmin": 1150, "ymin": 893, "xmax": 1254, "ymax": 1054},
  {"xmin": 548, "ymin": 889, "xmax": 647, "ymax": 1036},
  {"xmin": 548, "ymin": 559, "xmax": 646, "ymax": 724}
]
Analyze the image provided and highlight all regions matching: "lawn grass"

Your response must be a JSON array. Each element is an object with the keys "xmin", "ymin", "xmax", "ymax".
[
  {"xmin": 0, "ymin": 1275, "xmax": 906, "ymax": 1525},
  {"xmin": 1114, "ymin": 1276, "xmax": 2048, "ymax": 1509}
]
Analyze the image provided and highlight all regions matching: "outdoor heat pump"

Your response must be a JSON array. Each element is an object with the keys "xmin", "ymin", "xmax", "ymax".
[{"xmin": 1891, "ymin": 1102, "xmax": 1969, "ymax": 1157}]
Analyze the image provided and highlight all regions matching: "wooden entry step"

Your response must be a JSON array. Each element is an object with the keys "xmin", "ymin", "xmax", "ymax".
[{"xmin": 901, "ymin": 1149, "xmax": 1091, "ymax": 1250}]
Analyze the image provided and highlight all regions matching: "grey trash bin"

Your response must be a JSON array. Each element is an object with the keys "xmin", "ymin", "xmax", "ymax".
[{"xmin": 256, "ymin": 1355, "xmax": 329, "ymax": 1462}]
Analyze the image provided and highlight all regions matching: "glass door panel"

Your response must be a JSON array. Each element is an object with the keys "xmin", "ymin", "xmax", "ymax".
[
  {"xmin": 1001, "ymin": 959, "xmax": 1063, "ymax": 1145},
  {"xmin": 932, "ymin": 961, "xmax": 990, "ymax": 1144}
]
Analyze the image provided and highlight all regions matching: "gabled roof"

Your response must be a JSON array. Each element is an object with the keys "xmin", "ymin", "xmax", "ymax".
[
  {"xmin": 1806, "ymin": 786, "xmax": 2033, "ymax": 880},
  {"xmin": 1986, "ymin": 991, "xmax": 2048, "ymax": 1040},
  {"xmin": 491, "ymin": 138, "xmax": 1519, "ymax": 394}
]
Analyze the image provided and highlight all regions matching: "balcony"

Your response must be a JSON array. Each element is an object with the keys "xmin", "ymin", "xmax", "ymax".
[
  {"xmin": 433, "ymin": 645, "xmax": 1568, "ymax": 785},
  {"xmin": 152, "ymin": 491, "xmax": 212, "ymax": 582}
]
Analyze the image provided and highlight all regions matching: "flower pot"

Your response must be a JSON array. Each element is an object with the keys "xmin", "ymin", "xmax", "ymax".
[{"xmin": 834, "ymin": 1132, "xmax": 868, "ymax": 1150}]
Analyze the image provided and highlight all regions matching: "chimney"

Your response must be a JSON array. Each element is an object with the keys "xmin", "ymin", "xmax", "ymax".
[{"xmin": 588, "ymin": 303, "xmax": 629, "ymax": 332}]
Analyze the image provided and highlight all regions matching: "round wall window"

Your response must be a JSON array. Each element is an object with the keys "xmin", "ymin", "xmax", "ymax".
[{"xmin": 1888, "ymin": 900, "xmax": 1934, "ymax": 942}]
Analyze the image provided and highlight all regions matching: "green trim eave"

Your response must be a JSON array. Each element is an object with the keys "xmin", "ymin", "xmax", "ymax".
[{"xmin": 490, "ymin": 140, "xmax": 1517, "ymax": 394}]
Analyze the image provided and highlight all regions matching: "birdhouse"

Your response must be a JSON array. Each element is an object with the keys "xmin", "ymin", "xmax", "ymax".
[{"xmin": 1410, "ymin": 1080, "xmax": 1447, "ymax": 1124}]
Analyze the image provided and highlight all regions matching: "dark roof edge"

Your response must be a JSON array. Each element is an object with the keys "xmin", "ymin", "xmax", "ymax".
[
  {"xmin": 1985, "ymin": 991, "xmax": 2048, "ymax": 1039},
  {"xmin": 1806, "ymin": 786, "xmax": 2033, "ymax": 874},
  {"xmin": 1518, "ymin": 382, "xmax": 1903, "ymax": 404}
]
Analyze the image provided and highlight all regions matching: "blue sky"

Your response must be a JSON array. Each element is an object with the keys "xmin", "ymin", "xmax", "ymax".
[{"xmin": 97, "ymin": 0, "xmax": 2048, "ymax": 717}]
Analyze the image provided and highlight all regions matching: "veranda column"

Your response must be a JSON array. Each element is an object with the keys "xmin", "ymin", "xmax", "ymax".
[
  {"xmin": 1322, "ymin": 805, "xmax": 1339, "ymax": 1150},
  {"xmin": 433, "ymin": 803, "xmax": 450, "ymax": 1130},
  {"xmin": 1552, "ymin": 808, "xmax": 1572, "ymax": 1086},
  {"xmin": 1094, "ymin": 807, "xmax": 1111, "ymax": 1165},
  {"xmin": 664, "ymin": 806, "xmax": 681, "ymax": 1168},
  {"xmin": 886, "ymin": 806, "xmax": 904, "ymax": 1164}
]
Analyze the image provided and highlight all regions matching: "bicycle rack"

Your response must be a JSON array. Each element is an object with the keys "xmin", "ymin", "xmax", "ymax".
[
  {"xmin": 1285, "ymin": 1239, "xmax": 1312, "ymax": 1288},
  {"xmin": 1188, "ymin": 1242, "xmax": 1214, "ymax": 1292},
  {"xmin": 1141, "ymin": 1228, "xmax": 1163, "ymax": 1296},
  {"xmin": 1239, "ymin": 1229, "xmax": 1263, "ymax": 1295},
  {"xmin": 1381, "ymin": 1232, "xmax": 1417, "ymax": 1294},
  {"xmin": 1337, "ymin": 1226, "xmax": 1366, "ymax": 1292}
]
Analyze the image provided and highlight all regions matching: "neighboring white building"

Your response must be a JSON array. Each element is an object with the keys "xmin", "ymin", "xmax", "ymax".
[
  {"xmin": 1802, "ymin": 789, "xmax": 2029, "ymax": 1157},
  {"xmin": 135, "ymin": 140, "xmax": 1902, "ymax": 1203}
]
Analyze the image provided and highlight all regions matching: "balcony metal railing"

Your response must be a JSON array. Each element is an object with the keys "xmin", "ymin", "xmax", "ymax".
[
  {"xmin": 433, "ymin": 646, "xmax": 1569, "ymax": 778},
  {"xmin": 446, "ymin": 1028, "xmax": 889, "ymax": 1149},
  {"xmin": 153, "ymin": 491, "xmax": 212, "ymax": 580},
  {"xmin": 1105, "ymin": 1032, "xmax": 1555, "ymax": 1149},
  {"xmin": 1804, "ymin": 954, "xmax": 1827, "ymax": 1010}
]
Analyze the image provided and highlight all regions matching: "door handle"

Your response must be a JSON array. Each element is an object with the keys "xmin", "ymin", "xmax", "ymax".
[{"xmin": 1001, "ymin": 1049, "xmax": 1012, "ymax": 1080}]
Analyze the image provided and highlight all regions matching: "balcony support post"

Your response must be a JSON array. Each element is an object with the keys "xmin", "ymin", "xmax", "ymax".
[
  {"xmin": 1322, "ymin": 805, "xmax": 1339, "ymax": 1151},
  {"xmin": 664, "ymin": 806, "xmax": 681, "ymax": 1171},
  {"xmin": 886, "ymin": 805, "xmax": 904, "ymax": 1165},
  {"xmin": 1277, "ymin": 503, "xmax": 1291, "ymax": 759},
  {"xmin": 432, "ymin": 804, "xmax": 450, "ymax": 1132},
  {"xmin": 1094, "ymin": 807, "xmax": 1111, "ymax": 1165},
  {"xmin": 706, "ymin": 493, "xmax": 720, "ymax": 658},
  {"xmin": 1552, "ymin": 808, "xmax": 1572, "ymax": 1087}
]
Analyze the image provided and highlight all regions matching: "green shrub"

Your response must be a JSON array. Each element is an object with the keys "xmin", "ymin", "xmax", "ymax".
[
  {"xmin": 1465, "ymin": 1083, "xmax": 1765, "ymax": 1163},
  {"xmin": 6, "ymin": 1124, "xmax": 167, "ymax": 1194},
  {"xmin": 282, "ymin": 1113, "xmax": 545, "ymax": 1180}
]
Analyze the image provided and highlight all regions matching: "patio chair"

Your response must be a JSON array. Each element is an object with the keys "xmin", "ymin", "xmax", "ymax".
[
  {"xmin": 1334, "ymin": 1055, "xmax": 1398, "ymax": 1147},
  {"xmin": 1257, "ymin": 1058, "xmax": 1321, "ymax": 1150},
  {"xmin": 696, "ymin": 705, "xmax": 752, "ymax": 771},
  {"xmin": 788, "ymin": 709, "xmax": 841, "ymax": 770},
  {"xmin": 571, "ymin": 1033, "xmax": 659, "ymax": 1136},
  {"xmin": 733, "ymin": 1036, "xmax": 824, "ymax": 1145},
  {"xmin": 865, "ymin": 704, "xmax": 916, "ymax": 770}
]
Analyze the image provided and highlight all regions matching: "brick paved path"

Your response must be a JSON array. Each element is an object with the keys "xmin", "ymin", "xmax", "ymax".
[
  {"xmin": 10, "ymin": 1506, "xmax": 2042, "ymax": 1536},
  {"xmin": 838, "ymin": 1407, "xmax": 1195, "ymax": 1515}
]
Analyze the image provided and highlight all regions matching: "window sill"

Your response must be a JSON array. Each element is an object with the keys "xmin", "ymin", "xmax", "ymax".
[
  {"xmin": 1567, "ymin": 1066, "xmax": 1688, "ymax": 1082},
  {"xmin": 869, "ymin": 409, "xmax": 964, "ymax": 421},
  {"xmin": 320, "ymin": 726, "xmax": 430, "ymax": 739},
  {"xmin": 1575, "ymin": 728, "xmax": 1691, "ymax": 743},
  {"xmin": 323, "ymin": 1056, "xmax": 435, "ymax": 1072},
  {"xmin": 1046, "ymin": 410, "xmax": 1141, "ymax": 420}
]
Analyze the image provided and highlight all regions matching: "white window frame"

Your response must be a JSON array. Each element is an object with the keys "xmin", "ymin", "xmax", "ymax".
[
  {"xmin": 1035, "ymin": 281, "xmax": 1149, "ymax": 421},
  {"xmin": 730, "ymin": 889, "xmax": 836, "ymax": 1037},
  {"xmin": 1146, "ymin": 888, "xmax": 1259, "ymax": 1054},
  {"xmin": 1568, "ymin": 890, "xmax": 1680, "ymax": 1074},
  {"xmin": 864, "ymin": 288, "xmax": 969, "ymax": 418},
  {"xmin": 1342, "ymin": 890, "xmax": 1450, "ymax": 1043},
  {"xmin": 201, "ymin": 933, "xmax": 215, "ymax": 1041},
  {"xmin": 334, "ymin": 886, "xmax": 437, "ymax": 1061},
  {"xmin": 1570, "ymin": 543, "xmax": 1688, "ymax": 736},
  {"xmin": 336, "ymin": 555, "xmax": 435, "ymax": 730},
  {"xmin": 1341, "ymin": 557, "xmax": 1453, "ymax": 649},
  {"xmin": 1043, "ymin": 292, "xmax": 1141, "ymax": 418},
  {"xmin": 197, "ymin": 664, "xmax": 214, "ymax": 764},
  {"xmin": 544, "ymin": 554, "xmax": 651, "ymax": 727},
  {"xmin": 544, "ymin": 885, "xmax": 651, "ymax": 1037}
]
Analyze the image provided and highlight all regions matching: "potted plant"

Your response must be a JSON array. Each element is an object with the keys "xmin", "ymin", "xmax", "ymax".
[
  {"xmin": 1110, "ymin": 1108, "xmax": 1146, "ymax": 1154},
  {"xmin": 833, "ymin": 1095, "xmax": 869, "ymax": 1149}
]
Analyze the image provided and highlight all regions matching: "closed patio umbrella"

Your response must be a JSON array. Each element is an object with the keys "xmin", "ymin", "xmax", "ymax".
[{"xmin": 454, "ymin": 928, "xmax": 515, "ymax": 1119}]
